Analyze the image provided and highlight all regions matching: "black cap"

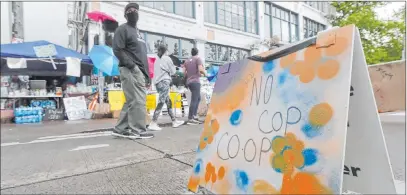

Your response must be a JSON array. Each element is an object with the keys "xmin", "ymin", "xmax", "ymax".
[{"xmin": 125, "ymin": 3, "xmax": 139, "ymax": 12}]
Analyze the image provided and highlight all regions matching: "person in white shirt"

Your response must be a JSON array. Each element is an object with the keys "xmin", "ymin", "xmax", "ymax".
[{"xmin": 148, "ymin": 45, "xmax": 184, "ymax": 131}]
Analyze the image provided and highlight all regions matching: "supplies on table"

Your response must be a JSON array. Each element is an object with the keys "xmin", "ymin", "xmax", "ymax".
[
  {"xmin": 30, "ymin": 100, "xmax": 56, "ymax": 109},
  {"xmin": 65, "ymin": 83, "xmax": 93, "ymax": 95},
  {"xmin": 1, "ymin": 76, "xmax": 10, "ymax": 97},
  {"xmin": 29, "ymin": 89, "xmax": 48, "ymax": 96},
  {"xmin": 14, "ymin": 107, "xmax": 43, "ymax": 124}
]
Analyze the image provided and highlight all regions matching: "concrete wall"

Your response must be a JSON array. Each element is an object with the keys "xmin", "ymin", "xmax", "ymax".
[
  {"xmin": 369, "ymin": 60, "xmax": 406, "ymax": 112},
  {"xmin": 22, "ymin": 2, "xmax": 70, "ymax": 47},
  {"xmin": 1, "ymin": 2, "xmax": 11, "ymax": 44}
]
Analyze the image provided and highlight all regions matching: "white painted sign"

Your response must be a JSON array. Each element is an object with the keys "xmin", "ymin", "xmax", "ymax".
[
  {"xmin": 6, "ymin": 58, "xmax": 27, "ymax": 69},
  {"xmin": 33, "ymin": 44, "xmax": 57, "ymax": 57},
  {"xmin": 342, "ymin": 28, "xmax": 397, "ymax": 194},
  {"xmin": 63, "ymin": 96, "xmax": 87, "ymax": 121},
  {"xmin": 187, "ymin": 25, "xmax": 397, "ymax": 194},
  {"xmin": 66, "ymin": 57, "xmax": 82, "ymax": 77}
]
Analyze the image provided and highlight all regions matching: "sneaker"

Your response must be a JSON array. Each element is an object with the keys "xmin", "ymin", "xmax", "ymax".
[
  {"xmin": 111, "ymin": 130, "xmax": 139, "ymax": 139},
  {"xmin": 138, "ymin": 131, "xmax": 154, "ymax": 139},
  {"xmin": 193, "ymin": 117, "xmax": 203, "ymax": 123},
  {"xmin": 172, "ymin": 120, "xmax": 185, "ymax": 128},
  {"xmin": 148, "ymin": 122, "xmax": 162, "ymax": 131},
  {"xmin": 187, "ymin": 119, "xmax": 201, "ymax": 125}
]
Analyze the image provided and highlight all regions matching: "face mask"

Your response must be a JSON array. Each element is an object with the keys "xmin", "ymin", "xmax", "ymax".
[{"xmin": 126, "ymin": 11, "xmax": 138, "ymax": 25}]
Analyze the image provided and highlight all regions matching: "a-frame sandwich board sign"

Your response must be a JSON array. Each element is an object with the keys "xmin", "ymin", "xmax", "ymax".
[
  {"xmin": 342, "ymin": 26, "xmax": 397, "ymax": 194},
  {"xmin": 186, "ymin": 24, "xmax": 397, "ymax": 194}
]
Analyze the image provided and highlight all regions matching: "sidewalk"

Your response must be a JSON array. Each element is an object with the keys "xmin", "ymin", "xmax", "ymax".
[{"xmin": 0, "ymin": 116, "xmax": 191, "ymax": 144}]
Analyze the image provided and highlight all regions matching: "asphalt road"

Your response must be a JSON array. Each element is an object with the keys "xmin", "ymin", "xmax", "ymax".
[
  {"xmin": 0, "ymin": 118, "xmax": 405, "ymax": 194},
  {"xmin": 1, "ymin": 119, "xmax": 199, "ymax": 194}
]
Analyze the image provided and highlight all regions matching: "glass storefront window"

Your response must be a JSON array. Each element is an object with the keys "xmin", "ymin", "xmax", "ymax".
[
  {"xmin": 142, "ymin": 31, "xmax": 194, "ymax": 59},
  {"xmin": 205, "ymin": 43, "xmax": 249, "ymax": 65}
]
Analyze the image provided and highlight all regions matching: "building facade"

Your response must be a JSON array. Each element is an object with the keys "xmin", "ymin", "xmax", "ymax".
[
  {"xmin": 90, "ymin": 1, "xmax": 333, "ymax": 66},
  {"xmin": 1, "ymin": 1, "xmax": 333, "ymax": 67}
]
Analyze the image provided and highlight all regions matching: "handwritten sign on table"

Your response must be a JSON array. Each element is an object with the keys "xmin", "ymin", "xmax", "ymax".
[
  {"xmin": 33, "ymin": 44, "xmax": 57, "ymax": 57},
  {"xmin": 63, "ymin": 96, "xmax": 87, "ymax": 120},
  {"xmin": 44, "ymin": 109, "xmax": 64, "ymax": 121}
]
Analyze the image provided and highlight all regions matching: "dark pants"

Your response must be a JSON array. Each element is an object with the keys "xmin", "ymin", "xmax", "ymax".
[
  {"xmin": 188, "ymin": 82, "xmax": 201, "ymax": 120},
  {"xmin": 152, "ymin": 80, "xmax": 175, "ymax": 122},
  {"xmin": 115, "ymin": 66, "xmax": 147, "ymax": 134}
]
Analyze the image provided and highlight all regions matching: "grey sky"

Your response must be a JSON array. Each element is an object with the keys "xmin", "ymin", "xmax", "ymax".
[{"xmin": 375, "ymin": 2, "xmax": 406, "ymax": 20}]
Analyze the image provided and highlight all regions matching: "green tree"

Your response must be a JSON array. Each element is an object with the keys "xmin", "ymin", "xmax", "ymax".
[{"xmin": 328, "ymin": 2, "xmax": 406, "ymax": 65}]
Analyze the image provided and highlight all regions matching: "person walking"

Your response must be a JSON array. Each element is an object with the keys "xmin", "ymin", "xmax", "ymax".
[
  {"xmin": 148, "ymin": 45, "xmax": 184, "ymax": 131},
  {"xmin": 111, "ymin": 2, "xmax": 153, "ymax": 139},
  {"xmin": 182, "ymin": 48, "xmax": 207, "ymax": 125}
]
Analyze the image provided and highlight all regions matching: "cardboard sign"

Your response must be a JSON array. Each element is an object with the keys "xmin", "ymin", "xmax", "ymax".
[
  {"xmin": 368, "ymin": 60, "xmax": 406, "ymax": 113},
  {"xmin": 44, "ymin": 109, "xmax": 64, "ymax": 121},
  {"xmin": 63, "ymin": 96, "xmax": 87, "ymax": 120},
  {"xmin": 187, "ymin": 25, "xmax": 396, "ymax": 194}
]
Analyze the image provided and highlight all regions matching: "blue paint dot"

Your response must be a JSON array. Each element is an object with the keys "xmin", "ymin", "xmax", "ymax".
[
  {"xmin": 193, "ymin": 159, "xmax": 203, "ymax": 174},
  {"xmin": 234, "ymin": 170, "xmax": 249, "ymax": 191},
  {"xmin": 263, "ymin": 61, "xmax": 275, "ymax": 73},
  {"xmin": 278, "ymin": 70, "xmax": 288, "ymax": 86},
  {"xmin": 302, "ymin": 148, "xmax": 318, "ymax": 166},
  {"xmin": 301, "ymin": 123, "xmax": 322, "ymax": 138},
  {"xmin": 229, "ymin": 110, "xmax": 243, "ymax": 126},
  {"xmin": 203, "ymin": 137, "xmax": 208, "ymax": 141}
]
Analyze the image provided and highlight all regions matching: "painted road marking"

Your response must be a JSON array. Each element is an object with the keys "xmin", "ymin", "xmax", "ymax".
[
  {"xmin": 37, "ymin": 131, "xmax": 112, "ymax": 140},
  {"xmin": 1, "ymin": 142, "xmax": 21, "ymax": 147},
  {"xmin": 395, "ymin": 179, "xmax": 405, "ymax": 194},
  {"xmin": 69, "ymin": 144, "xmax": 110, "ymax": 151},
  {"xmin": 1, "ymin": 132, "xmax": 113, "ymax": 147}
]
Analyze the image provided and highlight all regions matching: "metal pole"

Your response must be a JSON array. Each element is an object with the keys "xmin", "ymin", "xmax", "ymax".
[{"xmin": 98, "ymin": 21, "xmax": 105, "ymax": 103}]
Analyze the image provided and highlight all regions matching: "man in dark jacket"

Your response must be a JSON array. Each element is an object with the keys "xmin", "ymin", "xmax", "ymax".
[{"xmin": 112, "ymin": 2, "xmax": 153, "ymax": 139}]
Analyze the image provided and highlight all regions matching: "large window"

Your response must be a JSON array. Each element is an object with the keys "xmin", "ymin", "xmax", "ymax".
[
  {"xmin": 205, "ymin": 43, "xmax": 250, "ymax": 64},
  {"xmin": 304, "ymin": 2, "xmax": 329, "ymax": 13},
  {"xmin": 303, "ymin": 17, "xmax": 326, "ymax": 38},
  {"xmin": 141, "ymin": 31, "xmax": 195, "ymax": 59},
  {"xmin": 264, "ymin": 3, "xmax": 299, "ymax": 43},
  {"xmin": 204, "ymin": 2, "xmax": 258, "ymax": 34},
  {"xmin": 138, "ymin": 2, "xmax": 195, "ymax": 18}
]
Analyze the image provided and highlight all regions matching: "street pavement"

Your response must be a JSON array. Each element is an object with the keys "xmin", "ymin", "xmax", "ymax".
[{"xmin": 0, "ymin": 117, "xmax": 405, "ymax": 194}]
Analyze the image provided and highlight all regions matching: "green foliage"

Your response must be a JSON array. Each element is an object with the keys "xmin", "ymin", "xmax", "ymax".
[{"xmin": 328, "ymin": 2, "xmax": 406, "ymax": 65}]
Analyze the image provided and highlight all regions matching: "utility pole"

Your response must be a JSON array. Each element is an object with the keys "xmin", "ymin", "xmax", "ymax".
[{"xmin": 98, "ymin": 18, "xmax": 105, "ymax": 104}]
